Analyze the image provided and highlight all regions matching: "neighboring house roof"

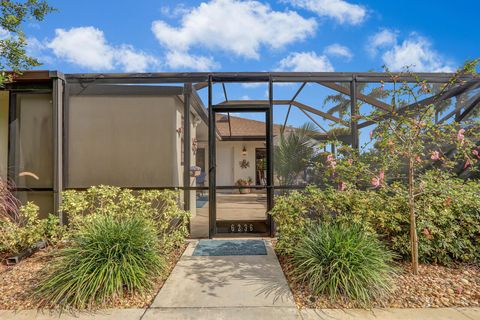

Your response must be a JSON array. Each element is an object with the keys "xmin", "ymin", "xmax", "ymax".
[{"xmin": 215, "ymin": 113, "xmax": 292, "ymax": 138}]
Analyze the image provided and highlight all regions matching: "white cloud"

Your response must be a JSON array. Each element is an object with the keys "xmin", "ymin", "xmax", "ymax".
[
  {"xmin": 165, "ymin": 50, "xmax": 218, "ymax": 71},
  {"xmin": 160, "ymin": 4, "xmax": 190, "ymax": 18},
  {"xmin": 278, "ymin": 51, "xmax": 334, "ymax": 72},
  {"xmin": 152, "ymin": 0, "xmax": 317, "ymax": 60},
  {"xmin": 324, "ymin": 43, "xmax": 352, "ymax": 60},
  {"xmin": 367, "ymin": 28, "xmax": 398, "ymax": 56},
  {"xmin": 372, "ymin": 32, "xmax": 454, "ymax": 72},
  {"xmin": 0, "ymin": 27, "xmax": 10, "ymax": 40},
  {"xmin": 289, "ymin": 0, "xmax": 366, "ymax": 25},
  {"xmin": 26, "ymin": 37, "xmax": 54, "ymax": 64},
  {"xmin": 47, "ymin": 26, "xmax": 158, "ymax": 72}
]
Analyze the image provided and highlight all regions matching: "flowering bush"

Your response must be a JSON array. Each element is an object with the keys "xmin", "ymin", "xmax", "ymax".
[{"xmin": 271, "ymin": 169, "xmax": 480, "ymax": 265}]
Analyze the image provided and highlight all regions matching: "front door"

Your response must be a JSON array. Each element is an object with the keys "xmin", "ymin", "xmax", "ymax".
[{"xmin": 208, "ymin": 106, "xmax": 273, "ymax": 237}]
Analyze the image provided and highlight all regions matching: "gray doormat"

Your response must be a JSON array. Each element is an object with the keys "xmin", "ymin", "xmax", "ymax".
[{"xmin": 192, "ymin": 240, "xmax": 267, "ymax": 256}]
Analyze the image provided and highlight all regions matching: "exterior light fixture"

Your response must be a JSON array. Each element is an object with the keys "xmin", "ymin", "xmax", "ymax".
[{"xmin": 242, "ymin": 146, "xmax": 247, "ymax": 156}]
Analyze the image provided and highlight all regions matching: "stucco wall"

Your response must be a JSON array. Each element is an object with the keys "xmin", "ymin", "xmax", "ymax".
[
  {"xmin": 0, "ymin": 91, "xmax": 8, "ymax": 179},
  {"xmin": 215, "ymin": 140, "xmax": 265, "ymax": 186}
]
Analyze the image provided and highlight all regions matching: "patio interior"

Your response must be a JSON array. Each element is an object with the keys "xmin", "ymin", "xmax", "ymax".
[{"xmin": 191, "ymin": 192, "xmax": 267, "ymax": 238}]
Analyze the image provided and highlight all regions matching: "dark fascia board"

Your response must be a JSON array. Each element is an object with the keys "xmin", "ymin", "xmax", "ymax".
[
  {"xmin": 68, "ymin": 84, "xmax": 183, "ymax": 96},
  {"xmin": 220, "ymin": 135, "xmax": 269, "ymax": 141},
  {"xmin": 64, "ymin": 72, "xmax": 476, "ymax": 84}
]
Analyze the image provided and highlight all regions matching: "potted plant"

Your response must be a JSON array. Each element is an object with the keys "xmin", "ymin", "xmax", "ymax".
[
  {"xmin": 236, "ymin": 177, "xmax": 253, "ymax": 194},
  {"xmin": 189, "ymin": 165, "xmax": 202, "ymax": 177}
]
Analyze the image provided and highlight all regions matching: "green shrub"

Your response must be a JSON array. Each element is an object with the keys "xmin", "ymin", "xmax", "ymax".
[
  {"xmin": 0, "ymin": 202, "xmax": 64, "ymax": 254},
  {"xmin": 35, "ymin": 214, "xmax": 164, "ymax": 309},
  {"xmin": 291, "ymin": 223, "xmax": 396, "ymax": 305},
  {"xmin": 271, "ymin": 170, "xmax": 480, "ymax": 264},
  {"xmin": 61, "ymin": 186, "xmax": 190, "ymax": 253}
]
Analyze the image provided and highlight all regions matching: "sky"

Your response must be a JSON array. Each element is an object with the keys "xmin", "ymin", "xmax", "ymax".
[{"xmin": 19, "ymin": 0, "xmax": 480, "ymax": 140}]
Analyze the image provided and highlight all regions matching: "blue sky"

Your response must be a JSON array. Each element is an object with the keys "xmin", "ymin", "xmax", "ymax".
[{"xmin": 21, "ymin": 0, "xmax": 480, "ymax": 137}]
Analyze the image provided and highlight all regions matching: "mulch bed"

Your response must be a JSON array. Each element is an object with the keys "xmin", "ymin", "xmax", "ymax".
[
  {"xmin": 0, "ymin": 243, "xmax": 187, "ymax": 310},
  {"xmin": 277, "ymin": 254, "xmax": 480, "ymax": 309}
]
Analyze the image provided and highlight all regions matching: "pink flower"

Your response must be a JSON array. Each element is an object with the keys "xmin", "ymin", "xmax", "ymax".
[
  {"xmin": 379, "ymin": 171, "xmax": 385, "ymax": 181},
  {"xmin": 415, "ymin": 156, "xmax": 422, "ymax": 163},
  {"xmin": 338, "ymin": 182, "xmax": 346, "ymax": 191},
  {"xmin": 431, "ymin": 151, "xmax": 440, "ymax": 161},
  {"xmin": 347, "ymin": 159, "xmax": 353, "ymax": 165},
  {"xmin": 473, "ymin": 149, "xmax": 480, "ymax": 159},
  {"xmin": 457, "ymin": 129, "xmax": 465, "ymax": 143},
  {"xmin": 329, "ymin": 161, "xmax": 337, "ymax": 170},
  {"xmin": 326, "ymin": 154, "xmax": 336, "ymax": 169},
  {"xmin": 464, "ymin": 158, "xmax": 471, "ymax": 169},
  {"xmin": 371, "ymin": 177, "xmax": 380, "ymax": 188},
  {"xmin": 421, "ymin": 83, "xmax": 429, "ymax": 93},
  {"xmin": 369, "ymin": 130, "xmax": 374, "ymax": 140}
]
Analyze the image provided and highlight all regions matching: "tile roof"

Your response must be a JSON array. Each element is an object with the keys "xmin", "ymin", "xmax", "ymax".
[{"xmin": 215, "ymin": 114, "xmax": 291, "ymax": 137}]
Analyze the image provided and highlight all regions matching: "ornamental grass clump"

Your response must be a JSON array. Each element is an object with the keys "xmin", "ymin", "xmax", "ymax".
[
  {"xmin": 34, "ymin": 214, "xmax": 164, "ymax": 310},
  {"xmin": 291, "ymin": 223, "xmax": 396, "ymax": 306}
]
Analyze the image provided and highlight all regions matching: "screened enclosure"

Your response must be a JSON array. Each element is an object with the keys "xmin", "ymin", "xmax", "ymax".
[{"xmin": 1, "ymin": 71, "xmax": 479, "ymax": 237}]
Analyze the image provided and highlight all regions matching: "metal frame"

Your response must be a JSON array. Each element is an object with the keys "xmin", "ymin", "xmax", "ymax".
[
  {"xmin": 209, "ymin": 103, "xmax": 272, "ymax": 237},
  {"xmin": 3, "ymin": 71, "xmax": 479, "ymax": 238}
]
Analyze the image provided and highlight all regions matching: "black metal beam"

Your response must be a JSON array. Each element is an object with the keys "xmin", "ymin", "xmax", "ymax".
[
  {"xmin": 456, "ymin": 93, "xmax": 480, "ymax": 122},
  {"xmin": 52, "ymin": 77, "xmax": 64, "ymax": 223},
  {"xmin": 183, "ymin": 84, "xmax": 192, "ymax": 213},
  {"xmin": 318, "ymin": 81, "xmax": 392, "ymax": 112},
  {"xmin": 358, "ymin": 79, "xmax": 480, "ymax": 128},
  {"xmin": 218, "ymin": 99, "xmax": 291, "ymax": 106},
  {"xmin": 213, "ymin": 104, "xmax": 270, "ymax": 112},
  {"xmin": 290, "ymin": 100, "xmax": 348, "ymax": 125},
  {"xmin": 64, "ymin": 72, "xmax": 474, "ymax": 85},
  {"xmin": 282, "ymin": 104, "xmax": 292, "ymax": 133},
  {"xmin": 290, "ymin": 82, "xmax": 307, "ymax": 103},
  {"xmin": 207, "ymin": 76, "xmax": 216, "ymax": 238},
  {"xmin": 267, "ymin": 77, "xmax": 274, "ymax": 236},
  {"xmin": 297, "ymin": 108, "xmax": 327, "ymax": 133},
  {"xmin": 350, "ymin": 79, "xmax": 359, "ymax": 150}
]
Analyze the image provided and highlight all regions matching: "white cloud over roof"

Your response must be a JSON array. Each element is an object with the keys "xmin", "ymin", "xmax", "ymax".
[
  {"xmin": 278, "ymin": 51, "xmax": 334, "ymax": 72},
  {"xmin": 324, "ymin": 43, "xmax": 353, "ymax": 60},
  {"xmin": 368, "ymin": 30, "xmax": 455, "ymax": 72},
  {"xmin": 289, "ymin": 0, "xmax": 367, "ymax": 25},
  {"xmin": 47, "ymin": 26, "xmax": 158, "ymax": 72},
  {"xmin": 152, "ymin": 0, "xmax": 317, "ymax": 62}
]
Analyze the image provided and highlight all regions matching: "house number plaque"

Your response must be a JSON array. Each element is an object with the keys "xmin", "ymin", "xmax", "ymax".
[{"xmin": 230, "ymin": 224, "xmax": 254, "ymax": 233}]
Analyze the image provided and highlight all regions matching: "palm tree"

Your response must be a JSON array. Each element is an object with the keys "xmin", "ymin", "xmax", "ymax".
[
  {"xmin": 274, "ymin": 122, "xmax": 318, "ymax": 186},
  {"xmin": 323, "ymin": 83, "xmax": 390, "ymax": 119}
]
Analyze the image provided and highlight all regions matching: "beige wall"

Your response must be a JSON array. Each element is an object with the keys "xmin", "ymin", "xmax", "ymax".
[
  {"xmin": 215, "ymin": 140, "xmax": 265, "ymax": 186},
  {"xmin": 0, "ymin": 92, "xmax": 8, "ymax": 179},
  {"xmin": 67, "ymin": 95, "xmax": 178, "ymax": 188}
]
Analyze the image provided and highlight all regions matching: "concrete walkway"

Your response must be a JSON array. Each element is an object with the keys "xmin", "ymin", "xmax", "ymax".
[
  {"xmin": 149, "ymin": 240, "xmax": 295, "ymax": 311},
  {"xmin": 1, "ymin": 240, "xmax": 479, "ymax": 319}
]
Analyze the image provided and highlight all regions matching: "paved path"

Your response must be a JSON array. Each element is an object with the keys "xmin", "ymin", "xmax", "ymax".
[
  {"xmin": 1, "ymin": 307, "xmax": 479, "ymax": 319},
  {"xmin": 150, "ymin": 240, "xmax": 295, "ymax": 310}
]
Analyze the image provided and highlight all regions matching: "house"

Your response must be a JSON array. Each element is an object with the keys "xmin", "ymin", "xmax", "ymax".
[{"xmin": 3, "ymin": 70, "xmax": 467, "ymax": 238}]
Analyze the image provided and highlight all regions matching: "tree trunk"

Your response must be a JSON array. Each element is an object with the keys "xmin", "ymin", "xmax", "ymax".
[{"xmin": 408, "ymin": 158, "xmax": 419, "ymax": 274}]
